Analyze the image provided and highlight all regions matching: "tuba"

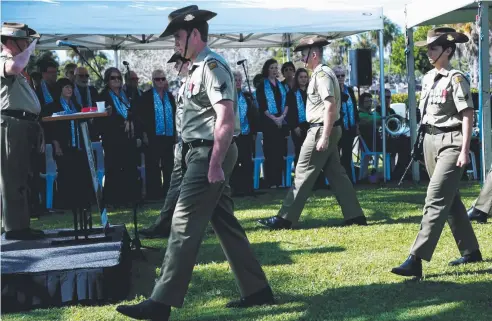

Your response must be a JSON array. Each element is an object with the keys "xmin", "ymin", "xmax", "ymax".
[{"xmin": 384, "ymin": 114, "xmax": 410, "ymax": 137}]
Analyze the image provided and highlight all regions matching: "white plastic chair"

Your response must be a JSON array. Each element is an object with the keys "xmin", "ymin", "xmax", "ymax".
[
  {"xmin": 252, "ymin": 132, "xmax": 265, "ymax": 189},
  {"xmin": 91, "ymin": 142, "xmax": 105, "ymax": 187},
  {"xmin": 39, "ymin": 144, "xmax": 58, "ymax": 209},
  {"xmin": 390, "ymin": 103, "xmax": 407, "ymax": 118}
]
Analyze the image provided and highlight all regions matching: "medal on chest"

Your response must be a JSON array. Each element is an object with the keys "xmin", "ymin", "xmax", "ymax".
[
  {"xmin": 440, "ymin": 89, "xmax": 447, "ymax": 104},
  {"xmin": 187, "ymin": 82, "xmax": 194, "ymax": 99}
]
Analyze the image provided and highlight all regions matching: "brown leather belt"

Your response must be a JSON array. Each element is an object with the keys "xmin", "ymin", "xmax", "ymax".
[{"xmin": 423, "ymin": 125, "xmax": 461, "ymax": 135}]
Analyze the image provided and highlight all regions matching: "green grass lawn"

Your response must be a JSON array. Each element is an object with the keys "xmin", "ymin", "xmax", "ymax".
[{"xmin": 3, "ymin": 181, "xmax": 492, "ymax": 321}]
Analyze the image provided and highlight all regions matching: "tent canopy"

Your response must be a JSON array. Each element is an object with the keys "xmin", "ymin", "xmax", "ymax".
[
  {"xmin": 406, "ymin": 0, "xmax": 492, "ymax": 28},
  {"xmin": 2, "ymin": 0, "xmax": 384, "ymax": 50}
]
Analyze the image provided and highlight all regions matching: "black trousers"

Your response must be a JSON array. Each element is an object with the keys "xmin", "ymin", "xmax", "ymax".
[
  {"xmin": 145, "ymin": 135, "xmax": 175, "ymax": 200},
  {"xmin": 388, "ymin": 136, "xmax": 412, "ymax": 180},
  {"xmin": 338, "ymin": 129, "xmax": 356, "ymax": 179},
  {"xmin": 231, "ymin": 134, "xmax": 254, "ymax": 194},
  {"xmin": 55, "ymin": 147, "xmax": 93, "ymax": 209},
  {"xmin": 103, "ymin": 139, "xmax": 140, "ymax": 206},
  {"xmin": 263, "ymin": 126, "xmax": 288, "ymax": 187}
]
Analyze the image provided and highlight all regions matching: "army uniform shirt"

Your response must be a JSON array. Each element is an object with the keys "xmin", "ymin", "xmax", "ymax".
[
  {"xmin": 419, "ymin": 66, "xmax": 473, "ymax": 128},
  {"xmin": 0, "ymin": 52, "xmax": 41, "ymax": 114},
  {"xmin": 306, "ymin": 64, "xmax": 341, "ymax": 124},
  {"xmin": 175, "ymin": 78, "xmax": 187, "ymax": 139},
  {"xmin": 181, "ymin": 46, "xmax": 240, "ymax": 142}
]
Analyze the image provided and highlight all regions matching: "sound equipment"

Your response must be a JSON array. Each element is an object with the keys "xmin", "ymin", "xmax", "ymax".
[{"xmin": 348, "ymin": 49, "xmax": 372, "ymax": 87}]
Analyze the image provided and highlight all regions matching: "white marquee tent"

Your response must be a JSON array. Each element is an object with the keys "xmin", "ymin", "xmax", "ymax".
[
  {"xmin": 2, "ymin": 1, "xmax": 384, "ymax": 50},
  {"xmin": 405, "ymin": 0, "xmax": 491, "ymax": 182}
]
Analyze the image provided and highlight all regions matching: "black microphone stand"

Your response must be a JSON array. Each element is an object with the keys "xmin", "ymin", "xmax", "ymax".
[{"xmin": 122, "ymin": 61, "xmax": 158, "ymax": 260}]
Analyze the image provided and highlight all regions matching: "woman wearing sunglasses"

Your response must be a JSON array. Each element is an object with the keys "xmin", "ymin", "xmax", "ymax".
[{"xmin": 97, "ymin": 67, "xmax": 140, "ymax": 207}]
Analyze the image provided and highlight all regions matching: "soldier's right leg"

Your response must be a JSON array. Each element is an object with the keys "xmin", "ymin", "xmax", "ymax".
[
  {"xmin": 278, "ymin": 127, "xmax": 329, "ymax": 223},
  {"xmin": 1, "ymin": 116, "xmax": 32, "ymax": 232},
  {"xmin": 142, "ymin": 143, "xmax": 183, "ymax": 237}
]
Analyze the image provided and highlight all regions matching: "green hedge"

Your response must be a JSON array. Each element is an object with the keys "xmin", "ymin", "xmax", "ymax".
[{"xmin": 391, "ymin": 93, "xmax": 421, "ymax": 105}]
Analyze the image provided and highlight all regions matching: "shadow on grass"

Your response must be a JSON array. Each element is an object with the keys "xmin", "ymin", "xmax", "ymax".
[{"xmin": 165, "ymin": 266, "xmax": 492, "ymax": 321}]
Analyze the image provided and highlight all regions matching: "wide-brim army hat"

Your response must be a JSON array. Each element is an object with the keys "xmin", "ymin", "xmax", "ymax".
[
  {"xmin": 1, "ymin": 22, "xmax": 40, "ymax": 39},
  {"xmin": 415, "ymin": 27, "xmax": 469, "ymax": 47},
  {"xmin": 293, "ymin": 35, "xmax": 331, "ymax": 52},
  {"xmin": 159, "ymin": 5, "xmax": 217, "ymax": 38},
  {"xmin": 167, "ymin": 52, "xmax": 188, "ymax": 63}
]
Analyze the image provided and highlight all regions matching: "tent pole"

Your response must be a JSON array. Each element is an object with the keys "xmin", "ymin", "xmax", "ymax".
[
  {"xmin": 478, "ymin": 2, "xmax": 491, "ymax": 179},
  {"xmin": 114, "ymin": 49, "xmax": 119, "ymax": 68},
  {"xmin": 379, "ymin": 29, "xmax": 386, "ymax": 183},
  {"xmin": 405, "ymin": 27, "xmax": 419, "ymax": 182}
]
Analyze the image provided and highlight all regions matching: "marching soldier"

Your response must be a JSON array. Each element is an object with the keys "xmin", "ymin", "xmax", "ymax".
[
  {"xmin": 1, "ymin": 22, "xmax": 45, "ymax": 239},
  {"xmin": 258, "ymin": 36, "xmax": 367, "ymax": 230},
  {"xmin": 139, "ymin": 52, "xmax": 190, "ymax": 238},
  {"xmin": 392, "ymin": 27, "xmax": 482, "ymax": 278},
  {"xmin": 117, "ymin": 6, "xmax": 273, "ymax": 320},
  {"xmin": 468, "ymin": 167, "xmax": 491, "ymax": 223}
]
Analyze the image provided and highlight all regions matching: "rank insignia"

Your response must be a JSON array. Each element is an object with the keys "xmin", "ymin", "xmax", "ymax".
[
  {"xmin": 214, "ymin": 82, "xmax": 227, "ymax": 93},
  {"xmin": 207, "ymin": 61, "xmax": 217, "ymax": 70},
  {"xmin": 454, "ymin": 75, "xmax": 462, "ymax": 84}
]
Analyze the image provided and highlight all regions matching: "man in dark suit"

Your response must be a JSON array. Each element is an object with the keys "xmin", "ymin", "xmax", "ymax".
[{"xmin": 135, "ymin": 69, "xmax": 176, "ymax": 200}]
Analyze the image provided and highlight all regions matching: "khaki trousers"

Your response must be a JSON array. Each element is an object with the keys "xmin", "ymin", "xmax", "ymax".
[
  {"xmin": 1, "ymin": 115, "xmax": 38, "ymax": 231},
  {"xmin": 151, "ymin": 143, "xmax": 269, "ymax": 307},
  {"xmin": 150, "ymin": 143, "xmax": 183, "ymax": 233},
  {"xmin": 411, "ymin": 131, "xmax": 480, "ymax": 261},
  {"xmin": 474, "ymin": 167, "xmax": 492, "ymax": 215},
  {"xmin": 279, "ymin": 126, "xmax": 364, "ymax": 223}
]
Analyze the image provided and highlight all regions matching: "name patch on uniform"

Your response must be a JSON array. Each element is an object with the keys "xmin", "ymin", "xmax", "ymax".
[{"xmin": 208, "ymin": 61, "xmax": 217, "ymax": 70}]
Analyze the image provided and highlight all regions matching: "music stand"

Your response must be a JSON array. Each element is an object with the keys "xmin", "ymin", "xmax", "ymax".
[{"xmin": 42, "ymin": 111, "xmax": 112, "ymax": 245}]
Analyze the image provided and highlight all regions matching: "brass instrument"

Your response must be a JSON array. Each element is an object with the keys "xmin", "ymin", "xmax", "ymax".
[{"xmin": 384, "ymin": 114, "xmax": 410, "ymax": 137}]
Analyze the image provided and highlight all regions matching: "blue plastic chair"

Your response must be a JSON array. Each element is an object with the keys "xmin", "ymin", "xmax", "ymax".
[
  {"xmin": 467, "ymin": 150, "xmax": 478, "ymax": 180},
  {"xmin": 39, "ymin": 144, "xmax": 58, "ymax": 209},
  {"xmin": 252, "ymin": 132, "xmax": 265, "ymax": 189},
  {"xmin": 357, "ymin": 135, "xmax": 391, "ymax": 181},
  {"xmin": 91, "ymin": 142, "xmax": 105, "ymax": 187},
  {"xmin": 284, "ymin": 135, "xmax": 296, "ymax": 187}
]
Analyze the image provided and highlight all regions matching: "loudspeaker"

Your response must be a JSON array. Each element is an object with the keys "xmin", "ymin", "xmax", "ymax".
[{"xmin": 349, "ymin": 49, "xmax": 372, "ymax": 87}]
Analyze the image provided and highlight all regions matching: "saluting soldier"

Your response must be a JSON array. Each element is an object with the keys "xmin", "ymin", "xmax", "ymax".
[
  {"xmin": 258, "ymin": 36, "xmax": 367, "ymax": 230},
  {"xmin": 467, "ymin": 167, "xmax": 492, "ymax": 223},
  {"xmin": 392, "ymin": 27, "xmax": 482, "ymax": 278},
  {"xmin": 140, "ymin": 52, "xmax": 190, "ymax": 238},
  {"xmin": 1, "ymin": 22, "xmax": 45, "ymax": 240},
  {"xmin": 117, "ymin": 6, "xmax": 273, "ymax": 320}
]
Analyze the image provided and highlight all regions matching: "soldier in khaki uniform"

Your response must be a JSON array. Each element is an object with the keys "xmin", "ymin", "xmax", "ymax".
[
  {"xmin": 468, "ymin": 167, "xmax": 492, "ymax": 223},
  {"xmin": 117, "ymin": 6, "xmax": 273, "ymax": 320},
  {"xmin": 1, "ymin": 22, "xmax": 45, "ymax": 240},
  {"xmin": 392, "ymin": 27, "xmax": 482, "ymax": 278},
  {"xmin": 258, "ymin": 36, "xmax": 367, "ymax": 230},
  {"xmin": 140, "ymin": 52, "xmax": 190, "ymax": 238}
]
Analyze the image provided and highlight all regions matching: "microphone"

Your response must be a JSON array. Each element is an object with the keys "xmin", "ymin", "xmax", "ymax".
[
  {"xmin": 56, "ymin": 40, "xmax": 87, "ymax": 48},
  {"xmin": 236, "ymin": 59, "xmax": 247, "ymax": 65},
  {"xmin": 122, "ymin": 61, "xmax": 130, "ymax": 66}
]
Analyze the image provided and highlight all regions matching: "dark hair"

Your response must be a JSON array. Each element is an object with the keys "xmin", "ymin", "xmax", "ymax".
[
  {"xmin": 104, "ymin": 67, "xmax": 122, "ymax": 85},
  {"xmin": 360, "ymin": 92, "xmax": 372, "ymax": 103},
  {"xmin": 30, "ymin": 71, "xmax": 42, "ymax": 81},
  {"xmin": 445, "ymin": 43, "xmax": 457, "ymax": 59},
  {"xmin": 293, "ymin": 68, "xmax": 308, "ymax": 90},
  {"xmin": 253, "ymin": 74, "xmax": 263, "ymax": 89},
  {"xmin": 64, "ymin": 63, "xmax": 77, "ymax": 71},
  {"xmin": 54, "ymin": 78, "xmax": 73, "ymax": 98},
  {"xmin": 39, "ymin": 61, "xmax": 58, "ymax": 73},
  {"xmin": 261, "ymin": 59, "xmax": 278, "ymax": 78},
  {"xmin": 281, "ymin": 61, "xmax": 295, "ymax": 75}
]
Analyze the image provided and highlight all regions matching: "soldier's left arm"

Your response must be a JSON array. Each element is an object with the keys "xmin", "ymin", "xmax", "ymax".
[
  {"xmin": 452, "ymin": 73, "xmax": 474, "ymax": 160},
  {"xmin": 203, "ymin": 60, "xmax": 235, "ymax": 172}
]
